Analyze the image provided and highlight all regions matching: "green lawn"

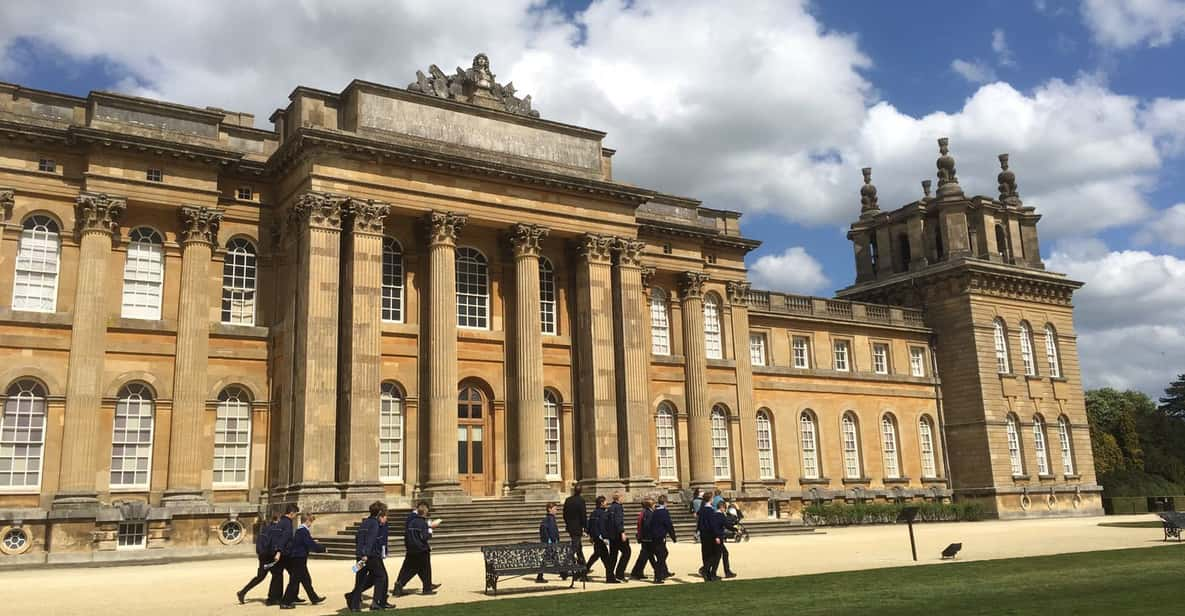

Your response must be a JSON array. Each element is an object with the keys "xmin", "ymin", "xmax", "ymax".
[
  {"xmin": 401, "ymin": 545, "xmax": 1184, "ymax": 615},
  {"xmin": 1098, "ymin": 520, "xmax": 1165, "ymax": 529}
]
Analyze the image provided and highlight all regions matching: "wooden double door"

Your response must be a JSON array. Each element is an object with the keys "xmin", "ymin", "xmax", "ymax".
[{"xmin": 457, "ymin": 386, "xmax": 490, "ymax": 496}]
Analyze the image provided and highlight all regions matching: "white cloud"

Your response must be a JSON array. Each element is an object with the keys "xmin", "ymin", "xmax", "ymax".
[
  {"xmin": 950, "ymin": 58, "xmax": 997, "ymax": 84},
  {"xmin": 1135, "ymin": 203, "xmax": 1185, "ymax": 246},
  {"xmin": 1142, "ymin": 97, "xmax": 1185, "ymax": 156},
  {"xmin": 1047, "ymin": 247, "xmax": 1185, "ymax": 395},
  {"xmin": 992, "ymin": 28, "xmax": 1015, "ymax": 66},
  {"xmin": 1082, "ymin": 0, "xmax": 1185, "ymax": 48},
  {"xmin": 747, "ymin": 247, "xmax": 830, "ymax": 294}
]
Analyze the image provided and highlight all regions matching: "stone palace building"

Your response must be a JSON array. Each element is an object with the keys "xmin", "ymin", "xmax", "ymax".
[{"xmin": 0, "ymin": 54, "xmax": 1100, "ymax": 563}]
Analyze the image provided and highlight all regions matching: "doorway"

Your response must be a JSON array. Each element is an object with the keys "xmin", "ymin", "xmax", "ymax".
[{"xmin": 457, "ymin": 385, "xmax": 489, "ymax": 496}]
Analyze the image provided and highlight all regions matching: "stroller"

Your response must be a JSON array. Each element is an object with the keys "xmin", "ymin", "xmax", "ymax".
[{"xmin": 724, "ymin": 505, "xmax": 750, "ymax": 543}]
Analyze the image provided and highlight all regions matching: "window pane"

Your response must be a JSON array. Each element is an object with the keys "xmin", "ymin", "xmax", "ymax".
[
  {"xmin": 380, "ymin": 384, "xmax": 403, "ymax": 481},
  {"xmin": 471, "ymin": 427, "xmax": 483, "ymax": 473},
  {"xmin": 0, "ymin": 380, "xmax": 47, "ymax": 488},
  {"xmin": 213, "ymin": 387, "xmax": 250, "ymax": 486},
  {"xmin": 13, "ymin": 216, "xmax": 61, "ymax": 313},
  {"xmin": 110, "ymin": 384, "xmax": 154, "ymax": 488},
  {"xmin": 457, "ymin": 428, "xmax": 468, "ymax": 474},
  {"xmin": 656, "ymin": 404, "xmax": 677, "ymax": 481},
  {"xmin": 540, "ymin": 258, "xmax": 556, "ymax": 335},
  {"xmin": 382, "ymin": 238, "xmax": 404, "ymax": 322},
  {"xmin": 650, "ymin": 291, "xmax": 670, "ymax": 355},
  {"xmin": 456, "ymin": 247, "xmax": 489, "ymax": 329},
  {"xmin": 711, "ymin": 407, "xmax": 730, "ymax": 479},
  {"xmin": 221, "ymin": 239, "xmax": 256, "ymax": 325},
  {"xmin": 704, "ymin": 296, "xmax": 723, "ymax": 360}
]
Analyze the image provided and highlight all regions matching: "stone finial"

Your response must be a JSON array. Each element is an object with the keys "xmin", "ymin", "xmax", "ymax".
[
  {"xmin": 292, "ymin": 191, "xmax": 346, "ymax": 231},
  {"xmin": 613, "ymin": 237, "xmax": 646, "ymax": 267},
  {"xmin": 179, "ymin": 206, "xmax": 224, "ymax": 246},
  {"xmin": 74, "ymin": 193, "xmax": 126, "ymax": 238},
  {"xmin": 997, "ymin": 153, "xmax": 1022, "ymax": 207},
  {"xmin": 935, "ymin": 137, "xmax": 964, "ymax": 199},
  {"xmin": 408, "ymin": 52, "xmax": 540, "ymax": 118},
  {"xmin": 726, "ymin": 280, "xmax": 752, "ymax": 305},
  {"xmin": 424, "ymin": 211, "xmax": 468, "ymax": 246},
  {"xmin": 678, "ymin": 271, "xmax": 709, "ymax": 300},
  {"xmin": 0, "ymin": 188, "xmax": 13, "ymax": 221},
  {"xmin": 344, "ymin": 198, "xmax": 390, "ymax": 235},
  {"xmin": 575, "ymin": 233, "xmax": 615, "ymax": 263},
  {"xmin": 508, "ymin": 223, "xmax": 549, "ymax": 257},
  {"xmin": 921, "ymin": 179, "xmax": 932, "ymax": 200},
  {"xmin": 859, "ymin": 167, "xmax": 879, "ymax": 218}
]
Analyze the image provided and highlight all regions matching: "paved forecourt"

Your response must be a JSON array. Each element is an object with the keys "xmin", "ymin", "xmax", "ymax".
[{"xmin": 6, "ymin": 515, "xmax": 1168, "ymax": 615}]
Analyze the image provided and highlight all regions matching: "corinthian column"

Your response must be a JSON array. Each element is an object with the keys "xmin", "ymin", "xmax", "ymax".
[
  {"xmin": 163, "ymin": 206, "xmax": 224, "ymax": 504},
  {"xmin": 728, "ymin": 281, "xmax": 762, "ymax": 490},
  {"xmin": 574, "ymin": 234, "xmax": 622, "ymax": 494},
  {"xmin": 422, "ymin": 211, "xmax": 469, "ymax": 502},
  {"xmin": 337, "ymin": 198, "xmax": 389, "ymax": 501},
  {"xmin": 679, "ymin": 271, "xmax": 714, "ymax": 491},
  {"xmin": 614, "ymin": 238, "xmax": 655, "ymax": 491},
  {"xmin": 508, "ymin": 223, "xmax": 554, "ymax": 500},
  {"xmin": 55, "ymin": 193, "xmax": 125, "ymax": 507}
]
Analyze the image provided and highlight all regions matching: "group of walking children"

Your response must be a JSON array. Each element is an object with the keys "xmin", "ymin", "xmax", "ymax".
[
  {"xmin": 557, "ymin": 486, "xmax": 679, "ymax": 584},
  {"xmin": 692, "ymin": 488, "xmax": 740, "ymax": 581},
  {"xmin": 236, "ymin": 504, "xmax": 328, "ymax": 609}
]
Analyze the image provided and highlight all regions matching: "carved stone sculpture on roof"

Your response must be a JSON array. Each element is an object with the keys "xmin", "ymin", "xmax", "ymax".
[{"xmin": 408, "ymin": 53, "xmax": 541, "ymax": 118}]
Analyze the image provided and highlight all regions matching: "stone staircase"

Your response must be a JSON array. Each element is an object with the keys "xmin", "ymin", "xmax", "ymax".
[{"xmin": 317, "ymin": 497, "xmax": 814, "ymax": 558}]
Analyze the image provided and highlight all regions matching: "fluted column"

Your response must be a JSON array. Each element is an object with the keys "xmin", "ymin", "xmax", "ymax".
[
  {"xmin": 55, "ymin": 193, "xmax": 125, "ymax": 507},
  {"xmin": 288, "ymin": 192, "xmax": 345, "ymax": 499},
  {"xmin": 337, "ymin": 198, "xmax": 390, "ymax": 499},
  {"xmin": 614, "ymin": 238, "xmax": 654, "ymax": 490},
  {"xmin": 679, "ymin": 271, "xmax": 714, "ymax": 491},
  {"xmin": 422, "ymin": 211, "xmax": 469, "ymax": 502},
  {"xmin": 728, "ymin": 281, "xmax": 762, "ymax": 490},
  {"xmin": 574, "ymin": 234, "xmax": 622, "ymax": 493},
  {"xmin": 163, "ymin": 206, "xmax": 224, "ymax": 504},
  {"xmin": 509, "ymin": 223, "xmax": 553, "ymax": 498}
]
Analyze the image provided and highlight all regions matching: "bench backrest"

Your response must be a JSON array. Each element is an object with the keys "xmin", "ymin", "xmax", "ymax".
[{"xmin": 482, "ymin": 542, "xmax": 577, "ymax": 570}]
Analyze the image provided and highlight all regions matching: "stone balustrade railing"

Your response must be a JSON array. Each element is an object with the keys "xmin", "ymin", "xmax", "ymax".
[{"xmin": 745, "ymin": 289, "xmax": 926, "ymax": 329}]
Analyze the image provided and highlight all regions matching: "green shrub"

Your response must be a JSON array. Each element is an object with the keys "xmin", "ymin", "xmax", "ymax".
[
  {"xmin": 801, "ymin": 501, "xmax": 984, "ymax": 526},
  {"xmin": 1099, "ymin": 470, "xmax": 1185, "ymax": 497}
]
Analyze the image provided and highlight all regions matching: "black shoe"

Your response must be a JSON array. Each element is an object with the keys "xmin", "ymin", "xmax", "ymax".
[
  {"xmin": 629, "ymin": 574, "xmax": 645, "ymax": 580},
  {"xmin": 429, "ymin": 584, "xmax": 441, "ymax": 592},
  {"xmin": 292, "ymin": 597, "xmax": 306, "ymax": 603},
  {"xmin": 605, "ymin": 577, "xmax": 621, "ymax": 584},
  {"xmin": 392, "ymin": 585, "xmax": 408, "ymax": 598},
  {"xmin": 310, "ymin": 596, "xmax": 326, "ymax": 605},
  {"xmin": 618, "ymin": 576, "xmax": 630, "ymax": 583},
  {"xmin": 725, "ymin": 572, "xmax": 738, "ymax": 578},
  {"xmin": 371, "ymin": 602, "xmax": 396, "ymax": 611},
  {"xmin": 265, "ymin": 600, "xmax": 278, "ymax": 606},
  {"xmin": 653, "ymin": 577, "xmax": 666, "ymax": 584},
  {"xmin": 535, "ymin": 576, "xmax": 547, "ymax": 583},
  {"xmin": 280, "ymin": 604, "xmax": 295, "ymax": 610},
  {"xmin": 422, "ymin": 590, "xmax": 438, "ymax": 595},
  {"xmin": 236, "ymin": 590, "xmax": 246, "ymax": 604}
]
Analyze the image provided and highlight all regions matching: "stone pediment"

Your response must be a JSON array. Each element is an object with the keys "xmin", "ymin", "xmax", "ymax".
[{"xmin": 408, "ymin": 53, "xmax": 540, "ymax": 118}]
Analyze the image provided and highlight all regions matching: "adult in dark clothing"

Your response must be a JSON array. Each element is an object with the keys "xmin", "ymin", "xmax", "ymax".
[
  {"xmin": 268, "ymin": 505, "xmax": 299, "ymax": 605},
  {"xmin": 607, "ymin": 492, "xmax": 631, "ymax": 582},
  {"xmin": 562, "ymin": 486, "xmax": 588, "ymax": 567},
  {"xmin": 394, "ymin": 502, "xmax": 441, "ymax": 596},
  {"xmin": 696, "ymin": 499, "xmax": 725, "ymax": 581},
  {"xmin": 281, "ymin": 513, "xmax": 327, "ymax": 608},
  {"xmin": 648, "ymin": 495, "xmax": 677, "ymax": 583},
  {"xmin": 629, "ymin": 498, "xmax": 658, "ymax": 580},
  {"xmin": 536, "ymin": 502, "xmax": 562, "ymax": 583},
  {"xmin": 717, "ymin": 501, "xmax": 738, "ymax": 578},
  {"xmin": 346, "ymin": 501, "xmax": 394, "ymax": 612},
  {"xmin": 584, "ymin": 495, "xmax": 615, "ymax": 582},
  {"xmin": 236, "ymin": 515, "xmax": 279, "ymax": 604}
]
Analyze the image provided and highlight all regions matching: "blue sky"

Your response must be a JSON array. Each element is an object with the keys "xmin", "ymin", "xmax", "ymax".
[{"xmin": 2, "ymin": 0, "xmax": 1184, "ymax": 395}]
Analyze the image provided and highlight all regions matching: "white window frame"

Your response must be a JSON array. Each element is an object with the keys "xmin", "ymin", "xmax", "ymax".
[
  {"xmin": 117, "ymin": 521, "xmax": 147, "ymax": 550},
  {"xmin": 792, "ymin": 336, "xmax": 811, "ymax": 369},
  {"xmin": 12, "ymin": 215, "xmax": 61, "ymax": 313},
  {"xmin": 881, "ymin": 415, "xmax": 900, "ymax": 479},
  {"xmin": 841, "ymin": 413, "xmax": 861, "ymax": 479},
  {"xmin": 38, "ymin": 158, "xmax": 55, "ymax": 173},
  {"xmin": 749, "ymin": 332, "xmax": 767, "ymax": 367},
  {"xmin": 236, "ymin": 186, "xmax": 253, "ymax": 200},
  {"xmin": 120, "ymin": 227, "xmax": 165, "ymax": 320},
  {"xmin": 110, "ymin": 383, "xmax": 155, "ymax": 490},
  {"xmin": 800, "ymin": 411, "xmax": 820, "ymax": 479},
  {"xmin": 540, "ymin": 257, "xmax": 557, "ymax": 335},
  {"xmin": 872, "ymin": 342, "xmax": 890, "ymax": 375},
  {"xmin": 650, "ymin": 289, "xmax": 671, "ymax": 355},
  {"xmin": 544, "ymin": 391, "xmax": 561, "ymax": 480},
  {"xmin": 704, "ymin": 295, "xmax": 723, "ymax": 360},
  {"xmin": 221, "ymin": 238, "xmax": 257, "ymax": 326},
  {"xmin": 0, "ymin": 379, "xmax": 48, "ymax": 491},
  {"xmin": 710, "ymin": 405, "xmax": 731, "ymax": 480},
  {"xmin": 919, "ymin": 417, "xmax": 937, "ymax": 478},
  {"xmin": 994, "ymin": 319, "xmax": 1010, "ymax": 374},
  {"xmin": 1057, "ymin": 416, "xmax": 1074, "ymax": 475},
  {"xmin": 756, "ymin": 411, "xmax": 774, "ymax": 480},
  {"xmin": 212, "ymin": 387, "xmax": 251, "ymax": 488},
  {"xmin": 909, "ymin": 347, "xmax": 926, "ymax": 377},
  {"xmin": 1020, "ymin": 322, "xmax": 1036, "ymax": 376},
  {"xmin": 833, "ymin": 340, "xmax": 851, "ymax": 372},
  {"xmin": 456, "ymin": 247, "xmax": 489, "ymax": 330},
  {"xmin": 382, "ymin": 237, "xmax": 404, "ymax": 323},
  {"xmin": 379, "ymin": 383, "xmax": 403, "ymax": 482},
  {"xmin": 1044, "ymin": 324, "xmax": 1062, "ymax": 378},
  {"xmin": 1006, "ymin": 415, "xmax": 1024, "ymax": 476},
  {"xmin": 656, "ymin": 403, "xmax": 677, "ymax": 481},
  {"xmin": 146, "ymin": 168, "xmax": 163, "ymax": 183},
  {"xmin": 1033, "ymin": 416, "xmax": 1050, "ymax": 476}
]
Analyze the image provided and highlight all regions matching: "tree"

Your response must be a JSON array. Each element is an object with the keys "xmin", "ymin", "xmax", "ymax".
[{"xmin": 1160, "ymin": 373, "xmax": 1185, "ymax": 419}]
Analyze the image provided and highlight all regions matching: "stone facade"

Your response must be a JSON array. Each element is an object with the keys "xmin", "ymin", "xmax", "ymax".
[{"xmin": 0, "ymin": 56, "xmax": 1098, "ymax": 563}]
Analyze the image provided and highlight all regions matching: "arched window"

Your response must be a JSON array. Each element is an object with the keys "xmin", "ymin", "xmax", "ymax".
[
  {"xmin": 1019, "ymin": 321, "xmax": 1036, "ymax": 376},
  {"xmin": 881, "ymin": 414, "xmax": 901, "ymax": 479},
  {"xmin": 456, "ymin": 247, "xmax": 489, "ymax": 329},
  {"xmin": 756, "ymin": 410, "xmax": 775, "ymax": 480},
  {"xmin": 221, "ymin": 238, "xmax": 257, "ymax": 325},
  {"xmin": 704, "ymin": 294, "xmax": 723, "ymax": 360},
  {"xmin": 213, "ymin": 387, "xmax": 251, "ymax": 487},
  {"xmin": 110, "ymin": 383, "xmax": 155, "ymax": 489},
  {"xmin": 656, "ymin": 403, "xmax": 677, "ymax": 481},
  {"xmin": 382, "ymin": 237, "xmax": 404, "ymax": 322},
  {"xmin": 1044, "ymin": 324, "xmax": 1062, "ymax": 378},
  {"xmin": 1006, "ymin": 414, "xmax": 1024, "ymax": 476},
  {"xmin": 995, "ymin": 224, "xmax": 1009, "ymax": 260},
  {"xmin": 710, "ymin": 405, "xmax": 731, "ymax": 480},
  {"xmin": 841, "ymin": 412, "xmax": 862, "ymax": 479},
  {"xmin": 544, "ymin": 390, "xmax": 561, "ymax": 479},
  {"xmin": 540, "ymin": 257, "xmax": 556, "ymax": 335},
  {"xmin": 1057, "ymin": 415, "xmax": 1075, "ymax": 475},
  {"xmin": 919, "ymin": 416, "xmax": 937, "ymax": 478},
  {"xmin": 120, "ymin": 227, "xmax": 164, "ymax": 320},
  {"xmin": 1, "ymin": 379, "xmax": 47, "ymax": 488},
  {"xmin": 800, "ymin": 411, "xmax": 820, "ymax": 480},
  {"xmin": 12, "ymin": 215, "xmax": 60, "ymax": 313},
  {"xmin": 993, "ymin": 318, "xmax": 1010, "ymax": 374},
  {"xmin": 1033, "ymin": 415, "xmax": 1050, "ymax": 476},
  {"xmin": 379, "ymin": 382, "xmax": 403, "ymax": 481},
  {"xmin": 650, "ymin": 288, "xmax": 671, "ymax": 355}
]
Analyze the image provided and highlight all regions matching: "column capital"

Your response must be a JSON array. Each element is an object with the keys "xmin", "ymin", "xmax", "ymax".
[
  {"xmin": 575, "ymin": 233, "xmax": 614, "ymax": 264},
  {"xmin": 344, "ymin": 198, "xmax": 391, "ymax": 235},
  {"xmin": 678, "ymin": 271, "xmax": 709, "ymax": 301},
  {"xmin": 614, "ymin": 237, "xmax": 646, "ymax": 267},
  {"xmin": 74, "ymin": 193, "xmax": 126, "ymax": 239},
  {"xmin": 178, "ymin": 206, "xmax": 224, "ymax": 246},
  {"xmin": 640, "ymin": 266, "xmax": 656, "ymax": 297},
  {"xmin": 424, "ymin": 211, "xmax": 468, "ymax": 246},
  {"xmin": 0, "ymin": 188, "xmax": 13, "ymax": 221},
  {"xmin": 726, "ymin": 280, "xmax": 752, "ymax": 306},
  {"xmin": 291, "ymin": 191, "xmax": 346, "ymax": 231},
  {"xmin": 508, "ymin": 223, "xmax": 549, "ymax": 258}
]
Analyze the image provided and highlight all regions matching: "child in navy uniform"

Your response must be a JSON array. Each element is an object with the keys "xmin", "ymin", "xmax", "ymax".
[
  {"xmin": 536, "ymin": 502, "xmax": 561, "ymax": 583},
  {"xmin": 280, "ymin": 513, "xmax": 327, "ymax": 608}
]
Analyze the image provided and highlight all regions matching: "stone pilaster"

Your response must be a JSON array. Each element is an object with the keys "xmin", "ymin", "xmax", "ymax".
[
  {"xmin": 614, "ymin": 238, "xmax": 655, "ymax": 492},
  {"xmin": 508, "ymin": 223, "xmax": 555, "ymax": 500},
  {"xmin": 163, "ymin": 206, "xmax": 224, "ymax": 505},
  {"xmin": 286, "ymin": 192, "xmax": 345, "ymax": 504},
  {"xmin": 729, "ymin": 281, "xmax": 762, "ymax": 491},
  {"xmin": 55, "ymin": 193, "xmax": 125, "ymax": 508},
  {"xmin": 679, "ymin": 271, "xmax": 714, "ymax": 491},
  {"xmin": 337, "ymin": 198, "xmax": 390, "ymax": 502},
  {"xmin": 574, "ymin": 234, "xmax": 623, "ymax": 495},
  {"xmin": 422, "ymin": 211, "xmax": 470, "ymax": 503}
]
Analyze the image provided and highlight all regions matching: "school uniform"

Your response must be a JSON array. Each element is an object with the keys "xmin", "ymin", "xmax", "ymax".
[
  {"xmin": 267, "ymin": 516, "xmax": 295, "ymax": 603},
  {"xmin": 536, "ymin": 512, "xmax": 561, "ymax": 582},
  {"xmin": 607, "ymin": 500, "xmax": 631, "ymax": 580},
  {"xmin": 562, "ymin": 494, "xmax": 588, "ymax": 565},
  {"xmin": 347, "ymin": 516, "xmax": 389, "ymax": 611},
  {"xmin": 696, "ymin": 506, "xmax": 725, "ymax": 581},
  {"xmin": 281, "ymin": 524, "xmax": 326, "ymax": 606},
  {"xmin": 236, "ymin": 520, "xmax": 275, "ymax": 602},
  {"xmin": 648, "ymin": 505, "xmax": 677, "ymax": 582},
  {"xmin": 585, "ymin": 506, "xmax": 612, "ymax": 579},
  {"xmin": 394, "ymin": 512, "xmax": 434, "ymax": 593}
]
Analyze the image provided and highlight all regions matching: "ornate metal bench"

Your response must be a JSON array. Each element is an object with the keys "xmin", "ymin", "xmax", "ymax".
[
  {"xmin": 481, "ymin": 542, "xmax": 587, "ymax": 595},
  {"xmin": 1158, "ymin": 512, "xmax": 1185, "ymax": 541}
]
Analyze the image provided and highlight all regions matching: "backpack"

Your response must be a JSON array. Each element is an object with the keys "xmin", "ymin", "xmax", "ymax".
[{"xmin": 637, "ymin": 509, "xmax": 654, "ymax": 542}]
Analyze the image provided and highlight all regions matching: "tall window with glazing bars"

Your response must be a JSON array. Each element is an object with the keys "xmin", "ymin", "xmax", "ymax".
[{"xmin": 221, "ymin": 238, "xmax": 257, "ymax": 325}]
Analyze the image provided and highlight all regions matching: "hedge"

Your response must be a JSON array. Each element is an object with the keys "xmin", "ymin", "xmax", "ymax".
[{"xmin": 802, "ymin": 501, "xmax": 986, "ymax": 526}]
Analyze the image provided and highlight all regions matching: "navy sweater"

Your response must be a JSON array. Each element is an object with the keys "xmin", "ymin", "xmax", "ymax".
[
  {"xmin": 539, "ymin": 513, "xmax": 560, "ymax": 543},
  {"xmin": 287, "ymin": 525, "xmax": 326, "ymax": 558}
]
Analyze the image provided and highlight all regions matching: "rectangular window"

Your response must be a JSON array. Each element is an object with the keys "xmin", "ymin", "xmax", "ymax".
[
  {"xmin": 909, "ymin": 347, "xmax": 926, "ymax": 377},
  {"xmin": 38, "ymin": 158, "xmax": 56, "ymax": 173},
  {"xmin": 749, "ymin": 333, "xmax": 767, "ymax": 367},
  {"xmin": 117, "ymin": 522, "xmax": 146, "ymax": 550},
  {"xmin": 872, "ymin": 343, "xmax": 889, "ymax": 374},
  {"xmin": 236, "ymin": 186, "xmax": 253, "ymax": 200},
  {"xmin": 792, "ymin": 336, "xmax": 810, "ymax": 369},
  {"xmin": 146, "ymin": 168, "xmax": 163, "ymax": 183},
  {"xmin": 833, "ymin": 340, "xmax": 850, "ymax": 372}
]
